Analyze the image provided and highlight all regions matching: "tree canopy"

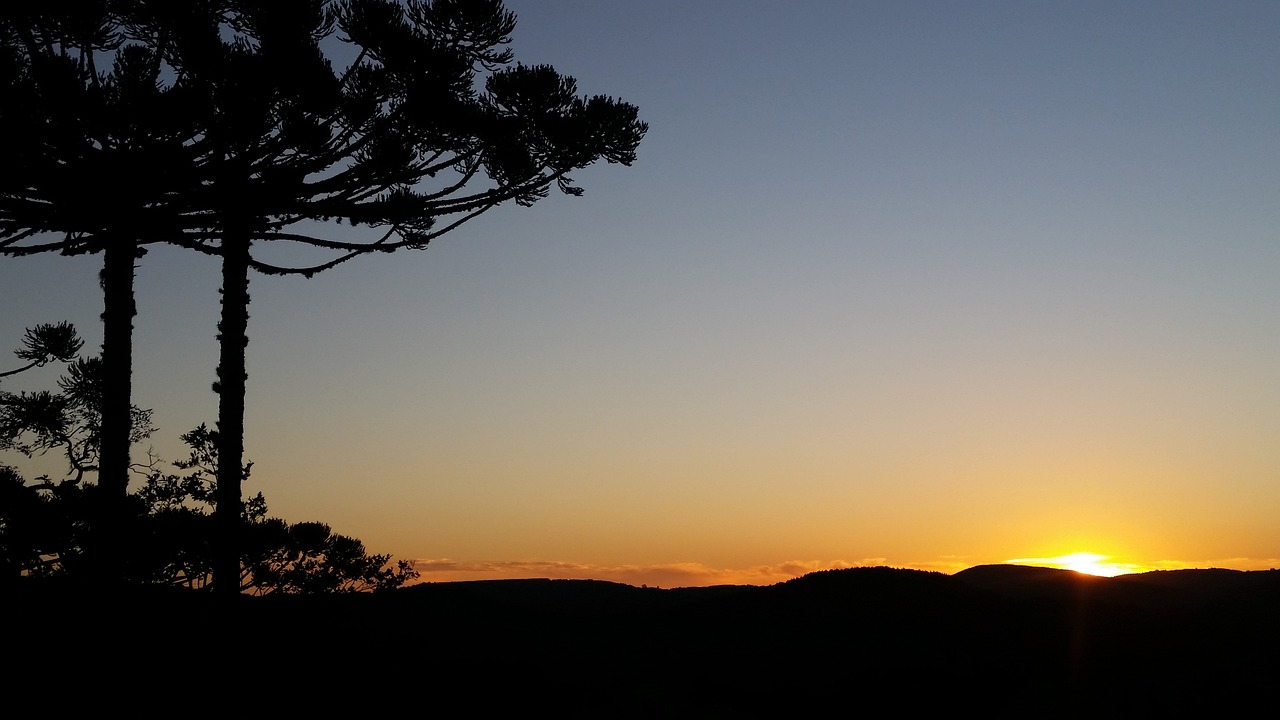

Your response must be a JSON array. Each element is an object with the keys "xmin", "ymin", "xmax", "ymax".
[
  {"xmin": 2, "ymin": 1, "xmax": 646, "ymax": 593},
  {"xmin": 2, "ymin": 0, "xmax": 647, "ymax": 267}
]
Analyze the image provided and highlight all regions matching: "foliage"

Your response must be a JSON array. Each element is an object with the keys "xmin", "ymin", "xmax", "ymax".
[
  {"xmin": 246, "ymin": 520, "xmax": 420, "ymax": 594},
  {"xmin": 1, "ymin": 0, "xmax": 647, "ymax": 269},
  {"xmin": 1, "ymin": 322, "xmax": 150, "ymax": 478},
  {"xmin": 132, "ymin": 423, "xmax": 419, "ymax": 593},
  {"xmin": 0, "ymin": 324, "xmax": 417, "ymax": 592},
  {"xmin": 1, "ymin": 356, "xmax": 155, "ymax": 480},
  {"xmin": 2, "ymin": 419, "xmax": 419, "ymax": 593},
  {"xmin": 0, "ymin": 322, "xmax": 83, "ymax": 377},
  {"xmin": 2, "ymin": 1, "xmax": 643, "ymax": 593}
]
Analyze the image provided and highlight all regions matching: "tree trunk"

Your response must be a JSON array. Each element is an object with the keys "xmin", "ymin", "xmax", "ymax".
[
  {"xmin": 213, "ymin": 233, "xmax": 251, "ymax": 596},
  {"xmin": 96, "ymin": 237, "xmax": 138, "ymax": 585}
]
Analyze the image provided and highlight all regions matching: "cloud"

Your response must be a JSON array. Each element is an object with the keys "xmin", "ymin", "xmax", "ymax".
[
  {"xmin": 1146, "ymin": 557, "xmax": 1280, "ymax": 572},
  {"xmin": 409, "ymin": 558, "xmax": 896, "ymax": 588},
  {"xmin": 407, "ymin": 555, "xmax": 1280, "ymax": 587}
]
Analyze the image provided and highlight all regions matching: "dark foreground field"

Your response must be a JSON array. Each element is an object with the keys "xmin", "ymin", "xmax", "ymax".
[{"xmin": 13, "ymin": 565, "xmax": 1278, "ymax": 716}]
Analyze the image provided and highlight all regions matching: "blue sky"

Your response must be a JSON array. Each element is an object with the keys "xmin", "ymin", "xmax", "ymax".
[{"xmin": 3, "ymin": 1, "xmax": 1279, "ymax": 584}]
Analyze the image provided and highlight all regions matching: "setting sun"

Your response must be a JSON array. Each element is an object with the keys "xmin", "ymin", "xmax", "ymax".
[{"xmin": 1005, "ymin": 553, "xmax": 1140, "ymax": 577}]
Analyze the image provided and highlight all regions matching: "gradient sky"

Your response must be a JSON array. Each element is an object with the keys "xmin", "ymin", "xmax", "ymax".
[{"xmin": 3, "ymin": 0, "xmax": 1279, "ymax": 586}]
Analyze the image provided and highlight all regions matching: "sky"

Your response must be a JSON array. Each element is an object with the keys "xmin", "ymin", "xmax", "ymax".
[{"xmin": 3, "ymin": 0, "xmax": 1279, "ymax": 586}]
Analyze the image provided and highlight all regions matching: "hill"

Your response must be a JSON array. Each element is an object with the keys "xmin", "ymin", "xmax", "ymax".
[{"xmin": 11, "ymin": 565, "xmax": 1278, "ymax": 715}]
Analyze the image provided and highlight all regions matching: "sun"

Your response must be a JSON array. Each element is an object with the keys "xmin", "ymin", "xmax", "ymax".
[
  {"xmin": 1053, "ymin": 552, "xmax": 1128, "ymax": 577},
  {"xmin": 1005, "ymin": 552, "xmax": 1139, "ymax": 577}
]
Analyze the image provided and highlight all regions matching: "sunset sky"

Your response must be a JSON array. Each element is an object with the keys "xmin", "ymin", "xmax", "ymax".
[{"xmin": 3, "ymin": 0, "xmax": 1278, "ymax": 587}]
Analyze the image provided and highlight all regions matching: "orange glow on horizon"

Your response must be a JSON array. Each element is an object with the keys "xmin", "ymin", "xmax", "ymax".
[{"xmin": 1005, "ymin": 552, "xmax": 1141, "ymax": 577}]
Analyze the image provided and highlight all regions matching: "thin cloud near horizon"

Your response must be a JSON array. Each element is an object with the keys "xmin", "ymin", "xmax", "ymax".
[
  {"xmin": 411, "ymin": 558, "xmax": 892, "ymax": 587},
  {"xmin": 410, "ymin": 556, "xmax": 1280, "ymax": 588}
]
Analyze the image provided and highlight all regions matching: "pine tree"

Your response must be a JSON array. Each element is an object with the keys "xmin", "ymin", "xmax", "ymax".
[{"xmin": 3, "ymin": 1, "xmax": 645, "ymax": 593}]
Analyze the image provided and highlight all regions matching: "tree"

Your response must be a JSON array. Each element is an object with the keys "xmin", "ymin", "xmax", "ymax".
[
  {"xmin": 133, "ymin": 423, "xmax": 419, "ymax": 593},
  {"xmin": 1, "ymin": 322, "xmax": 155, "ymax": 580},
  {"xmin": 0, "ymin": 3, "xmax": 210, "ymax": 581},
  {"xmin": 1, "ymin": 325, "xmax": 417, "ymax": 592},
  {"xmin": 1, "ymin": 329, "xmax": 154, "ymax": 484},
  {"xmin": 2, "ymin": 421, "xmax": 420, "ymax": 591},
  {"xmin": 0, "ymin": 322, "xmax": 82, "ymax": 380},
  {"xmin": 0, "ymin": 323, "xmax": 86, "ymax": 580},
  {"xmin": 3, "ymin": 1, "xmax": 646, "ymax": 593},
  {"xmin": 129, "ymin": 0, "xmax": 646, "ymax": 594}
]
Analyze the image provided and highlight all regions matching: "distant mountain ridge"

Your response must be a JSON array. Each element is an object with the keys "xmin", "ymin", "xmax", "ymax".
[
  {"xmin": 399, "ymin": 562, "xmax": 1280, "ymax": 609},
  {"xmin": 12, "ymin": 564, "xmax": 1277, "ymax": 715}
]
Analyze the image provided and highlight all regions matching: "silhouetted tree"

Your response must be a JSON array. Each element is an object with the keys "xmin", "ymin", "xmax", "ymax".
[
  {"xmin": 132, "ymin": 423, "xmax": 418, "ymax": 593},
  {"xmin": 0, "ymin": 323, "xmax": 84, "ymax": 580},
  {"xmin": 1, "ymin": 323, "xmax": 104, "ymax": 478},
  {"xmin": 3, "ymin": 1, "xmax": 646, "ymax": 594},
  {"xmin": 3, "ymin": 422, "xmax": 418, "ymax": 591},
  {"xmin": 0, "ymin": 4, "xmax": 209, "ymax": 581},
  {"xmin": 0, "ymin": 322, "xmax": 82, "ymax": 380},
  {"xmin": 1, "ymin": 322, "xmax": 154, "ymax": 581},
  {"xmin": 131, "ymin": 0, "xmax": 646, "ymax": 594},
  {"xmin": 1, "ymin": 324, "xmax": 416, "ymax": 591}
]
